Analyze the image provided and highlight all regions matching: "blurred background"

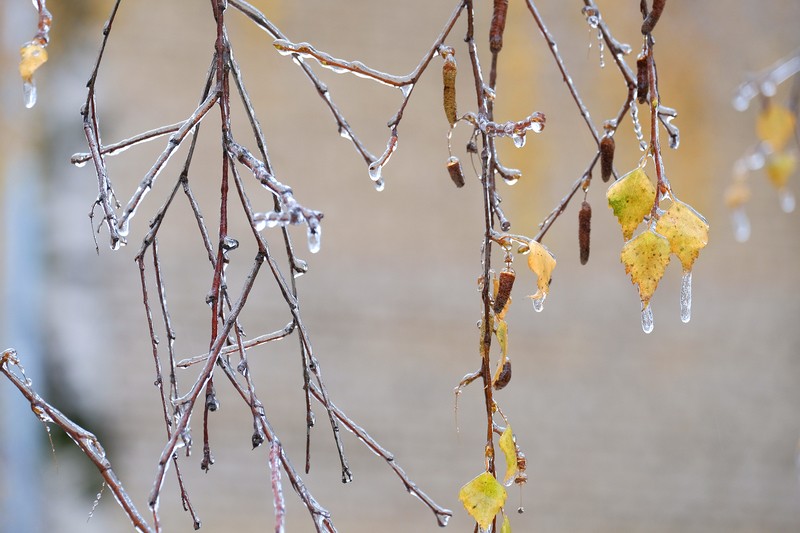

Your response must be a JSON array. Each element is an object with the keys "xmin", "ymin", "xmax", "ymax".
[{"xmin": 1, "ymin": 1, "xmax": 799, "ymax": 532}]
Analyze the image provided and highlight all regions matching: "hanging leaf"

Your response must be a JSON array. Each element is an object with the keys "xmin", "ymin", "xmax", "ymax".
[
  {"xmin": 525, "ymin": 240, "xmax": 556, "ymax": 300},
  {"xmin": 500, "ymin": 514, "xmax": 512, "ymax": 533},
  {"xmin": 606, "ymin": 168, "xmax": 657, "ymax": 240},
  {"xmin": 756, "ymin": 104, "xmax": 796, "ymax": 151},
  {"xmin": 459, "ymin": 471, "xmax": 507, "ymax": 531},
  {"xmin": 19, "ymin": 42, "xmax": 48, "ymax": 82},
  {"xmin": 765, "ymin": 151, "xmax": 796, "ymax": 189},
  {"xmin": 620, "ymin": 229, "xmax": 671, "ymax": 304},
  {"xmin": 499, "ymin": 425, "xmax": 517, "ymax": 485},
  {"xmin": 654, "ymin": 201, "xmax": 709, "ymax": 271},
  {"xmin": 495, "ymin": 318, "xmax": 509, "ymax": 360},
  {"xmin": 724, "ymin": 180, "xmax": 751, "ymax": 209}
]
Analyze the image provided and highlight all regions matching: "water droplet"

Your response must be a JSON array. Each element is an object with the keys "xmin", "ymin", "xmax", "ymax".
[
  {"xmin": 222, "ymin": 236, "xmax": 239, "ymax": 251},
  {"xmin": 338, "ymin": 127, "xmax": 352, "ymax": 140},
  {"xmin": 779, "ymin": 188, "xmax": 796, "ymax": 213},
  {"xmin": 731, "ymin": 208, "xmax": 750, "ymax": 243},
  {"xmin": 746, "ymin": 151, "xmax": 765, "ymax": 171},
  {"xmin": 72, "ymin": 159, "xmax": 87, "ymax": 168},
  {"xmin": 253, "ymin": 213, "xmax": 268, "ymax": 231},
  {"xmin": 530, "ymin": 121, "xmax": 543, "ymax": 133},
  {"xmin": 668, "ymin": 132, "xmax": 680, "ymax": 149},
  {"xmin": 307, "ymin": 223, "xmax": 321, "ymax": 254},
  {"xmin": 436, "ymin": 513, "xmax": 450, "ymax": 527},
  {"xmin": 368, "ymin": 162, "xmax": 382, "ymax": 181},
  {"xmin": 512, "ymin": 134, "xmax": 526, "ymax": 148},
  {"xmin": 266, "ymin": 212, "xmax": 281, "ymax": 228},
  {"xmin": 373, "ymin": 178, "xmax": 385, "ymax": 192},
  {"xmin": 760, "ymin": 80, "xmax": 777, "ymax": 97},
  {"xmin": 732, "ymin": 94, "xmax": 750, "ymax": 112},
  {"xmin": 117, "ymin": 219, "xmax": 130, "ymax": 238},
  {"xmin": 641, "ymin": 302, "xmax": 654, "ymax": 334},
  {"xmin": 23, "ymin": 79, "xmax": 37, "ymax": 108},
  {"xmin": 400, "ymin": 83, "xmax": 413, "ymax": 98},
  {"xmin": 532, "ymin": 294, "xmax": 545, "ymax": 312},
  {"xmin": 503, "ymin": 174, "xmax": 519, "ymax": 186},
  {"xmin": 680, "ymin": 270, "xmax": 692, "ymax": 323}
]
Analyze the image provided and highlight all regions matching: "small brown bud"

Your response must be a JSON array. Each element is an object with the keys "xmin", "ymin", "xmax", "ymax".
[
  {"xmin": 490, "ymin": 0, "xmax": 509, "ymax": 53},
  {"xmin": 578, "ymin": 201, "xmax": 592, "ymax": 265},
  {"xmin": 636, "ymin": 54, "xmax": 649, "ymax": 104},
  {"xmin": 599, "ymin": 135, "xmax": 615, "ymax": 182},
  {"xmin": 493, "ymin": 269, "xmax": 516, "ymax": 314},
  {"xmin": 494, "ymin": 360, "xmax": 512, "ymax": 390},
  {"xmin": 446, "ymin": 156, "xmax": 465, "ymax": 188}
]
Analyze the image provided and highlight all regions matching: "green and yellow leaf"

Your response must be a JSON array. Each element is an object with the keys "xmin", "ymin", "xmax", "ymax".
[
  {"xmin": 526, "ymin": 240, "xmax": 556, "ymax": 300},
  {"xmin": 620, "ymin": 229, "xmax": 671, "ymax": 304},
  {"xmin": 765, "ymin": 151, "xmax": 796, "ymax": 189},
  {"xmin": 500, "ymin": 514, "xmax": 512, "ymax": 533},
  {"xmin": 459, "ymin": 471, "xmax": 507, "ymax": 531},
  {"xmin": 756, "ymin": 104, "xmax": 796, "ymax": 151},
  {"xmin": 495, "ymin": 319, "xmax": 508, "ymax": 360},
  {"xmin": 654, "ymin": 201, "xmax": 709, "ymax": 271},
  {"xmin": 607, "ymin": 167, "xmax": 657, "ymax": 240},
  {"xmin": 499, "ymin": 425, "xmax": 517, "ymax": 485}
]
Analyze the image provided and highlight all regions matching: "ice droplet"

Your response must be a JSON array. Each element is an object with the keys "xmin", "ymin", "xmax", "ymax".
[
  {"xmin": 512, "ymin": 134, "xmax": 526, "ymax": 148},
  {"xmin": 307, "ymin": 222, "xmax": 321, "ymax": 254},
  {"xmin": 760, "ymin": 79, "xmax": 777, "ymax": 97},
  {"xmin": 436, "ymin": 513, "xmax": 450, "ymax": 527},
  {"xmin": 532, "ymin": 294, "xmax": 545, "ymax": 312},
  {"xmin": 779, "ymin": 188, "xmax": 796, "ymax": 213},
  {"xmin": 680, "ymin": 270, "xmax": 692, "ymax": 323},
  {"xmin": 368, "ymin": 162, "xmax": 382, "ymax": 181},
  {"xmin": 746, "ymin": 151, "xmax": 765, "ymax": 171},
  {"xmin": 253, "ymin": 213, "xmax": 268, "ymax": 232},
  {"xmin": 400, "ymin": 83, "xmax": 413, "ymax": 98},
  {"xmin": 23, "ymin": 79, "xmax": 37, "ymax": 108},
  {"xmin": 641, "ymin": 302, "xmax": 654, "ymax": 334},
  {"xmin": 373, "ymin": 178, "xmax": 385, "ymax": 192},
  {"xmin": 731, "ymin": 208, "xmax": 751, "ymax": 243},
  {"xmin": 338, "ymin": 127, "xmax": 352, "ymax": 140},
  {"xmin": 732, "ymin": 94, "xmax": 750, "ymax": 112},
  {"xmin": 503, "ymin": 174, "xmax": 519, "ymax": 186}
]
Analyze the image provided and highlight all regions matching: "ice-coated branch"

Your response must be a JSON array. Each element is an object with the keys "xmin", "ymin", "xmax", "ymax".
[{"xmin": 1, "ymin": 349, "xmax": 153, "ymax": 533}]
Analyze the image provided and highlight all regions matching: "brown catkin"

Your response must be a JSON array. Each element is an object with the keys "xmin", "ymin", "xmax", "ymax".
[
  {"xmin": 636, "ymin": 54, "xmax": 649, "ymax": 104},
  {"xmin": 599, "ymin": 135, "xmax": 615, "ymax": 182},
  {"xmin": 579, "ymin": 201, "xmax": 592, "ymax": 265},
  {"xmin": 494, "ymin": 360, "xmax": 512, "ymax": 390},
  {"xmin": 442, "ymin": 56, "xmax": 457, "ymax": 126},
  {"xmin": 490, "ymin": 0, "xmax": 509, "ymax": 53},
  {"xmin": 446, "ymin": 156, "xmax": 465, "ymax": 188},
  {"xmin": 493, "ymin": 269, "xmax": 516, "ymax": 314}
]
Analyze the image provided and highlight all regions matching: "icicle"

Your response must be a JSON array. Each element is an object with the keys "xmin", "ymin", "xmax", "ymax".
[
  {"xmin": 532, "ymin": 294, "xmax": 545, "ymax": 313},
  {"xmin": 680, "ymin": 270, "xmax": 692, "ymax": 323},
  {"xmin": 779, "ymin": 188, "xmax": 796, "ymax": 213},
  {"xmin": 306, "ymin": 219, "xmax": 321, "ymax": 254},
  {"xmin": 731, "ymin": 207, "xmax": 751, "ymax": 243},
  {"xmin": 23, "ymin": 79, "xmax": 37, "ymax": 108},
  {"xmin": 641, "ymin": 302, "xmax": 654, "ymax": 334}
]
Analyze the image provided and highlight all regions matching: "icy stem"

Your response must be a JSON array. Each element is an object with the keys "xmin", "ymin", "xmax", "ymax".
[
  {"xmin": 641, "ymin": 302, "xmax": 654, "ymax": 334},
  {"xmin": 680, "ymin": 270, "xmax": 692, "ymax": 323}
]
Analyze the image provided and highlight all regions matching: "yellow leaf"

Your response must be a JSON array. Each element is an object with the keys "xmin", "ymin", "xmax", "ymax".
[
  {"xmin": 654, "ymin": 201, "xmax": 709, "ymax": 271},
  {"xmin": 526, "ymin": 240, "xmax": 556, "ymax": 301},
  {"xmin": 500, "ymin": 514, "xmax": 512, "ymax": 533},
  {"xmin": 459, "ymin": 472, "xmax": 507, "ymax": 531},
  {"xmin": 756, "ymin": 104, "xmax": 796, "ymax": 151},
  {"xmin": 620, "ymin": 230, "xmax": 671, "ymax": 304},
  {"xmin": 765, "ymin": 151, "xmax": 796, "ymax": 189},
  {"xmin": 19, "ymin": 43, "xmax": 47, "ymax": 82},
  {"xmin": 724, "ymin": 180, "xmax": 750, "ymax": 209},
  {"xmin": 607, "ymin": 168, "xmax": 657, "ymax": 240},
  {"xmin": 499, "ymin": 425, "xmax": 517, "ymax": 485},
  {"xmin": 495, "ymin": 319, "xmax": 508, "ymax": 360}
]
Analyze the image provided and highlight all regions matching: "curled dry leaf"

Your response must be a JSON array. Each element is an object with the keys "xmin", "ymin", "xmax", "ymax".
[
  {"xmin": 458, "ymin": 471, "xmax": 507, "ymax": 531},
  {"xmin": 756, "ymin": 104, "xmax": 796, "ymax": 151},
  {"xmin": 499, "ymin": 425, "xmax": 517, "ymax": 485},
  {"xmin": 19, "ymin": 42, "xmax": 48, "ymax": 82},
  {"xmin": 525, "ymin": 240, "xmax": 556, "ymax": 301},
  {"xmin": 620, "ymin": 229, "xmax": 671, "ymax": 305},
  {"xmin": 654, "ymin": 200, "xmax": 709, "ymax": 271},
  {"xmin": 607, "ymin": 167, "xmax": 657, "ymax": 241}
]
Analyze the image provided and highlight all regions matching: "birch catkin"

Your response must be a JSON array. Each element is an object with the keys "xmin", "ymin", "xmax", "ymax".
[
  {"xmin": 442, "ymin": 52, "xmax": 458, "ymax": 126},
  {"xmin": 599, "ymin": 135, "xmax": 615, "ymax": 182},
  {"xmin": 490, "ymin": 0, "xmax": 509, "ymax": 53},
  {"xmin": 579, "ymin": 201, "xmax": 592, "ymax": 265}
]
